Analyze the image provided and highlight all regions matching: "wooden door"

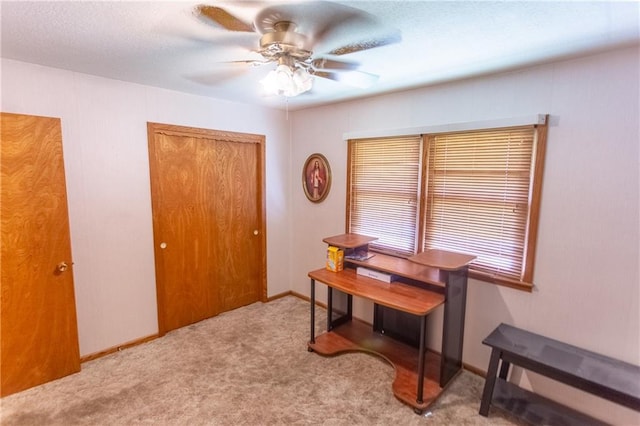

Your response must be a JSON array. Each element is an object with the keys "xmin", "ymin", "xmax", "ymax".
[
  {"xmin": 1, "ymin": 112, "xmax": 80, "ymax": 397},
  {"xmin": 212, "ymin": 139, "xmax": 264, "ymax": 313},
  {"xmin": 147, "ymin": 123, "xmax": 266, "ymax": 335}
]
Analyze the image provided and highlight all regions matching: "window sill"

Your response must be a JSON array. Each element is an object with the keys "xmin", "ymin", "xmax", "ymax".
[{"xmin": 469, "ymin": 270, "xmax": 533, "ymax": 292}]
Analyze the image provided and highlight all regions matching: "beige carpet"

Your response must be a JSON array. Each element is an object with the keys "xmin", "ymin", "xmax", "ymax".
[{"xmin": 0, "ymin": 296, "xmax": 525, "ymax": 425}]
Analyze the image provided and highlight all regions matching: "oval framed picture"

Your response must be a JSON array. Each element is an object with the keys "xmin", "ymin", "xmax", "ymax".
[{"xmin": 302, "ymin": 153, "xmax": 331, "ymax": 203}]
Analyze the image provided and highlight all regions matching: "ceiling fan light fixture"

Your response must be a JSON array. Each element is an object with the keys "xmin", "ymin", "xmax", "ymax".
[
  {"xmin": 293, "ymin": 67, "xmax": 313, "ymax": 91},
  {"xmin": 260, "ymin": 64, "xmax": 313, "ymax": 97}
]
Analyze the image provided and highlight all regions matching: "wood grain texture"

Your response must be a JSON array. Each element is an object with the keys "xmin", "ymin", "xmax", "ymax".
[
  {"xmin": 523, "ymin": 120, "xmax": 548, "ymax": 284},
  {"xmin": 147, "ymin": 123, "xmax": 266, "ymax": 335},
  {"xmin": 408, "ymin": 249, "xmax": 476, "ymax": 271},
  {"xmin": 1, "ymin": 112, "xmax": 80, "ymax": 396},
  {"xmin": 347, "ymin": 252, "xmax": 445, "ymax": 287},
  {"xmin": 148, "ymin": 133, "xmax": 217, "ymax": 332},
  {"xmin": 308, "ymin": 320, "xmax": 445, "ymax": 411},
  {"xmin": 322, "ymin": 233, "xmax": 378, "ymax": 248},
  {"xmin": 212, "ymin": 139, "xmax": 263, "ymax": 313},
  {"xmin": 308, "ymin": 268, "xmax": 444, "ymax": 316}
]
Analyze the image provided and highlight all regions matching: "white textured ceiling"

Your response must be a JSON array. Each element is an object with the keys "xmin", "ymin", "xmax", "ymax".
[{"xmin": 1, "ymin": 1, "xmax": 638, "ymax": 110}]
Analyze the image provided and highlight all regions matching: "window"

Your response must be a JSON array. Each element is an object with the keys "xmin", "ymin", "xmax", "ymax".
[
  {"xmin": 347, "ymin": 121, "xmax": 547, "ymax": 291},
  {"xmin": 347, "ymin": 136, "xmax": 422, "ymax": 257}
]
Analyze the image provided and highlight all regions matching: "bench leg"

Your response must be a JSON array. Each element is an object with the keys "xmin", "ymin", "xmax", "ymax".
[
  {"xmin": 479, "ymin": 348, "xmax": 502, "ymax": 416},
  {"xmin": 499, "ymin": 359, "xmax": 510, "ymax": 380}
]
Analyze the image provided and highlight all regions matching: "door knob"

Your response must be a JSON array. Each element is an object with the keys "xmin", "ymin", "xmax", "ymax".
[
  {"xmin": 57, "ymin": 262, "xmax": 69, "ymax": 272},
  {"xmin": 253, "ymin": 230, "xmax": 259, "ymax": 236}
]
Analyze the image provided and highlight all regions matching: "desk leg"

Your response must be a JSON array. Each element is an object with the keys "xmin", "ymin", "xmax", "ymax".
[
  {"xmin": 416, "ymin": 315, "xmax": 427, "ymax": 404},
  {"xmin": 327, "ymin": 286, "xmax": 333, "ymax": 331},
  {"xmin": 440, "ymin": 266, "xmax": 468, "ymax": 387},
  {"xmin": 479, "ymin": 348, "xmax": 501, "ymax": 416},
  {"xmin": 309, "ymin": 278, "xmax": 316, "ymax": 345}
]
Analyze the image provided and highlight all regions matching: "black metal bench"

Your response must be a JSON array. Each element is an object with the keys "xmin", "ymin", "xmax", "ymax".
[{"xmin": 479, "ymin": 323, "xmax": 640, "ymax": 425}]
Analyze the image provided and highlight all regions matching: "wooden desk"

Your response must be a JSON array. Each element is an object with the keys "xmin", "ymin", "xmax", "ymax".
[{"xmin": 308, "ymin": 238, "xmax": 476, "ymax": 414}]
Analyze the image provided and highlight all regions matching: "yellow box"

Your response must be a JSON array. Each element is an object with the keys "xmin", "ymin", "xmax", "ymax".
[{"xmin": 326, "ymin": 246, "xmax": 344, "ymax": 272}]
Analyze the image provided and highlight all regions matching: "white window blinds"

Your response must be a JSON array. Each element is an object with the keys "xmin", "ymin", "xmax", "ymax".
[
  {"xmin": 422, "ymin": 127, "xmax": 536, "ymax": 280},
  {"xmin": 348, "ymin": 136, "xmax": 422, "ymax": 256}
]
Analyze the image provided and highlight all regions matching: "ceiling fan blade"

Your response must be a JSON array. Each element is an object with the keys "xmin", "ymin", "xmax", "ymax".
[
  {"xmin": 196, "ymin": 5, "xmax": 255, "ymax": 32},
  {"xmin": 312, "ymin": 71, "xmax": 338, "ymax": 80},
  {"xmin": 311, "ymin": 57, "xmax": 359, "ymax": 71},
  {"xmin": 311, "ymin": 4, "xmax": 376, "ymax": 45},
  {"xmin": 313, "ymin": 69, "xmax": 379, "ymax": 88},
  {"xmin": 255, "ymin": 1, "xmax": 363, "ymax": 37},
  {"xmin": 225, "ymin": 59, "xmax": 271, "ymax": 67},
  {"xmin": 328, "ymin": 31, "xmax": 402, "ymax": 56}
]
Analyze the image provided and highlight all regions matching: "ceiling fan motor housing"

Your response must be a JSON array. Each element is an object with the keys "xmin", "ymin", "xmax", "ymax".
[{"xmin": 259, "ymin": 21, "xmax": 312, "ymax": 61}]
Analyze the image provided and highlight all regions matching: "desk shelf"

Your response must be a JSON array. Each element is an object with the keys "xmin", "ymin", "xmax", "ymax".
[
  {"xmin": 345, "ymin": 252, "xmax": 445, "ymax": 288},
  {"xmin": 309, "ymin": 319, "xmax": 447, "ymax": 411}
]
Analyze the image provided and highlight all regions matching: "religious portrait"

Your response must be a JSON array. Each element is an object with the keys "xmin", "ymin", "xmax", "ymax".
[{"xmin": 302, "ymin": 153, "xmax": 331, "ymax": 203}]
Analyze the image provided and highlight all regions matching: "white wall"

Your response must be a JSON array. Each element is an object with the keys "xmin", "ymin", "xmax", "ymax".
[
  {"xmin": 290, "ymin": 46, "xmax": 639, "ymax": 424},
  {"xmin": 1, "ymin": 58, "xmax": 292, "ymax": 358}
]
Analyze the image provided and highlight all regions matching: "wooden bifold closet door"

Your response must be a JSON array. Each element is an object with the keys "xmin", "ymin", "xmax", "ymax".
[
  {"xmin": 1, "ymin": 112, "xmax": 81, "ymax": 396},
  {"xmin": 147, "ymin": 123, "xmax": 266, "ymax": 335}
]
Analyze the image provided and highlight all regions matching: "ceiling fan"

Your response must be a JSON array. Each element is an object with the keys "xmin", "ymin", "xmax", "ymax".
[{"xmin": 193, "ymin": 1, "xmax": 401, "ymax": 97}]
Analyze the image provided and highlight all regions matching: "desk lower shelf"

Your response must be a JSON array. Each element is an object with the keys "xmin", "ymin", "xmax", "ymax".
[{"xmin": 308, "ymin": 319, "xmax": 450, "ymax": 411}]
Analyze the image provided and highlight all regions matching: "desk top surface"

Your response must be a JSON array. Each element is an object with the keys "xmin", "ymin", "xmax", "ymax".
[
  {"xmin": 408, "ymin": 249, "xmax": 476, "ymax": 271},
  {"xmin": 323, "ymin": 233, "xmax": 378, "ymax": 248},
  {"xmin": 309, "ymin": 268, "xmax": 445, "ymax": 316}
]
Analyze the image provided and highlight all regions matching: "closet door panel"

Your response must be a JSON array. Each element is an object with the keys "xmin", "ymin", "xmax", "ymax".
[
  {"xmin": 148, "ymin": 133, "xmax": 217, "ymax": 333},
  {"xmin": 213, "ymin": 139, "xmax": 263, "ymax": 313}
]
